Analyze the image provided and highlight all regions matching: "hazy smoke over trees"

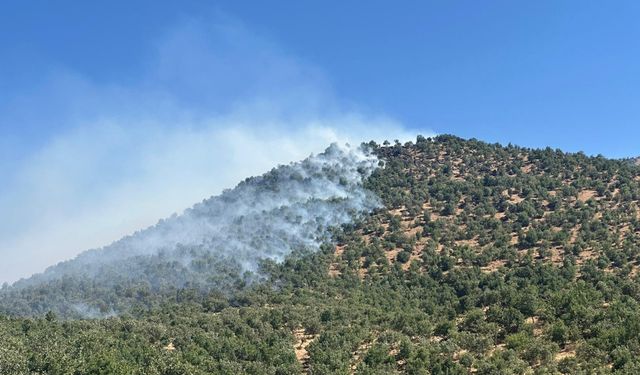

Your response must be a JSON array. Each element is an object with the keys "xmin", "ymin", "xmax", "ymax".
[
  {"xmin": 72, "ymin": 142, "xmax": 380, "ymax": 274},
  {"xmin": 0, "ymin": 143, "xmax": 381, "ymax": 317}
]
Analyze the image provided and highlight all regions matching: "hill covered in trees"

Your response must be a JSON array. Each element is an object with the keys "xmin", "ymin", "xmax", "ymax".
[
  {"xmin": 2, "ymin": 135, "xmax": 640, "ymax": 374},
  {"xmin": 0, "ymin": 143, "xmax": 379, "ymax": 317}
]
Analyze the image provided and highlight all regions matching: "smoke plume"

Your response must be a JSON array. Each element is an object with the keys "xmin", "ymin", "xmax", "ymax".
[
  {"xmin": 63, "ymin": 142, "xmax": 379, "ymax": 275},
  {"xmin": 0, "ymin": 142, "xmax": 381, "ymax": 317}
]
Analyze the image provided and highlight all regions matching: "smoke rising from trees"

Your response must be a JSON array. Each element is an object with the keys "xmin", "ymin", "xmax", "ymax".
[{"xmin": 1, "ymin": 143, "xmax": 382, "ymax": 317}]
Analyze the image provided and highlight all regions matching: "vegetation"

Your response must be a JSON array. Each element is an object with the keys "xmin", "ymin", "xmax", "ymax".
[{"xmin": 2, "ymin": 135, "xmax": 640, "ymax": 374}]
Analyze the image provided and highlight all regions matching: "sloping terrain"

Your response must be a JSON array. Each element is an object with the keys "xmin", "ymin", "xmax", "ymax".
[
  {"xmin": 2, "ymin": 135, "xmax": 640, "ymax": 374},
  {"xmin": 0, "ymin": 144, "xmax": 378, "ymax": 317},
  {"xmin": 334, "ymin": 135, "xmax": 640, "ymax": 279}
]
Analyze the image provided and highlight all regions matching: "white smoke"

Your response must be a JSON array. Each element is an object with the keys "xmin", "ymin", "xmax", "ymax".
[
  {"xmin": 0, "ymin": 15, "xmax": 429, "ymax": 284},
  {"xmin": 39, "ymin": 143, "xmax": 380, "ymax": 281}
]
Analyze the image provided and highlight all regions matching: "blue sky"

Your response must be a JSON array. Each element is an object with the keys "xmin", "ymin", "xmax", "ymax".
[
  {"xmin": 3, "ymin": 1, "xmax": 640, "ymax": 157},
  {"xmin": 1, "ymin": 1, "xmax": 640, "ymax": 282}
]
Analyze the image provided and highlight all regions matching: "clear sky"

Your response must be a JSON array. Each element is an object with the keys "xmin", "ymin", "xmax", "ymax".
[
  {"xmin": 3, "ymin": 1, "xmax": 640, "ymax": 157},
  {"xmin": 1, "ymin": 1, "xmax": 640, "ymax": 282}
]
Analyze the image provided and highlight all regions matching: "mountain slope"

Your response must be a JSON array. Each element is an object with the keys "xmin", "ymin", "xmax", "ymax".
[
  {"xmin": 333, "ymin": 135, "xmax": 640, "ymax": 279},
  {"xmin": 0, "ymin": 144, "xmax": 379, "ymax": 317},
  {"xmin": 2, "ymin": 135, "xmax": 640, "ymax": 374}
]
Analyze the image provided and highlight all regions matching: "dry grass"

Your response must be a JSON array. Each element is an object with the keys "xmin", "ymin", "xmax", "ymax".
[
  {"xmin": 481, "ymin": 260, "xmax": 506, "ymax": 273},
  {"xmin": 293, "ymin": 328, "xmax": 317, "ymax": 372},
  {"xmin": 350, "ymin": 338, "xmax": 376, "ymax": 374},
  {"xmin": 555, "ymin": 344, "xmax": 577, "ymax": 361},
  {"xmin": 578, "ymin": 190, "xmax": 598, "ymax": 202}
]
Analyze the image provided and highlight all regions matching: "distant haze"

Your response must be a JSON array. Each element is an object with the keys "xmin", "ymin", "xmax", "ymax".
[
  {"xmin": 0, "ymin": 16, "xmax": 425, "ymax": 283},
  {"xmin": 1, "ymin": 143, "xmax": 383, "ymax": 317},
  {"xmin": 26, "ymin": 143, "xmax": 380, "ymax": 283}
]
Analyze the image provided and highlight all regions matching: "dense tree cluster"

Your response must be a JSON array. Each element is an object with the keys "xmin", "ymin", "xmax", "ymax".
[{"xmin": 1, "ymin": 135, "xmax": 640, "ymax": 374}]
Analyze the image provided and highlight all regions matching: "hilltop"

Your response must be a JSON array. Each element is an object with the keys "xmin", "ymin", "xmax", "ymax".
[
  {"xmin": 335, "ymin": 135, "xmax": 640, "ymax": 278},
  {"xmin": 2, "ymin": 135, "xmax": 640, "ymax": 374}
]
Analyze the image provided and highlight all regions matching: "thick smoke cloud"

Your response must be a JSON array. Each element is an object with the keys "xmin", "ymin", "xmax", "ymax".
[
  {"xmin": 1, "ymin": 143, "xmax": 382, "ymax": 317},
  {"xmin": 51, "ymin": 143, "xmax": 380, "ymax": 278},
  {"xmin": 0, "ymin": 15, "xmax": 427, "ymax": 284}
]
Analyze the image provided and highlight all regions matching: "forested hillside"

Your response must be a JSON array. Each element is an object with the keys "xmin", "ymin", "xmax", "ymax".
[
  {"xmin": 2, "ymin": 135, "xmax": 640, "ymax": 374},
  {"xmin": 0, "ymin": 143, "xmax": 378, "ymax": 317}
]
